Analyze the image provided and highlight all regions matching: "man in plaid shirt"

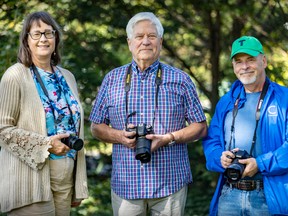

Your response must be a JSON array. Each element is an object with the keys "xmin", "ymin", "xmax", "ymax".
[{"xmin": 89, "ymin": 12, "xmax": 207, "ymax": 216}]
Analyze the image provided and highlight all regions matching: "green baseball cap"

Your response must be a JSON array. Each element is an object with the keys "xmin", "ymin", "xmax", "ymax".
[{"xmin": 230, "ymin": 36, "xmax": 264, "ymax": 59}]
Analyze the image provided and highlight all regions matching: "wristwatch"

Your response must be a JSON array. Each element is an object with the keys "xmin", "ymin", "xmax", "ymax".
[{"xmin": 167, "ymin": 132, "xmax": 176, "ymax": 147}]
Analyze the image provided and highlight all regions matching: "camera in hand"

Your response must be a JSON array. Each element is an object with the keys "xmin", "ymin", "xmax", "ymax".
[
  {"xmin": 126, "ymin": 123, "xmax": 154, "ymax": 163},
  {"xmin": 224, "ymin": 150, "xmax": 251, "ymax": 182},
  {"xmin": 61, "ymin": 135, "xmax": 84, "ymax": 151}
]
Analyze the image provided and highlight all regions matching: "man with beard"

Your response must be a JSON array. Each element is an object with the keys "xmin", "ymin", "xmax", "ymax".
[{"xmin": 202, "ymin": 36, "xmax": 288, "ymax": 215}]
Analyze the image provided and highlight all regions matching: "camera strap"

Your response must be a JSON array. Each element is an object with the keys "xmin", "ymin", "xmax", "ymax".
[
  {"xmin": 31, "ymin": 64, "xmax": 78, "ymax": 135},
  {"xmin": 228, "ymin": 80, "xmax": 269, "ymax": 156},
  {"xmin": 125, "ymin": 63, "xmax": 162, "ymax": 128}
]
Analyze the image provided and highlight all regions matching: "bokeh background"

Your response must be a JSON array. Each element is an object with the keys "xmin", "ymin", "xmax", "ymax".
[{"xmin": 0, "ymin": 0, "xmax": 287, "ymax": 215}]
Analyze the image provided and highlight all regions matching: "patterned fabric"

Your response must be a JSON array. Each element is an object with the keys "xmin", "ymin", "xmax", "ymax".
[
  {"xmin": 0, "ymin": 129, "xmax": 51, "ymax": 170},
  {"xmin": 31, "ymin": 66, "xmax": 81, "ymax": 159},
  {"xmin": 0, "ymin": 63, "xmax": 88, "ymax": 213},
  {"xmin": 89, "ymin": 60, "xmax": 206, "ymax": 199}
]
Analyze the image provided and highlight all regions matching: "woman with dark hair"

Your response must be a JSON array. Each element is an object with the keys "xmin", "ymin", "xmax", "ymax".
[{"xmin": 0, "ymin": 11, "xmax": 88, "ymax": 216}]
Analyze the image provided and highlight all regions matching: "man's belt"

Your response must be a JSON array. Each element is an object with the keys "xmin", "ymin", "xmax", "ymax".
[{"xmin": 226, "ymin": 180, "xmax": 263, "ymax": 191}]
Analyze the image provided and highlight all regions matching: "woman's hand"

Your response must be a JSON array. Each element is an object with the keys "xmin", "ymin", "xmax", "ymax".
[
  {"xmin": 49, "ymin": 133, "xmax": 71, "ymax": 156},
  {"xmin": 71, "ymin": 200, "xmax": 82, "ymax": 207}
]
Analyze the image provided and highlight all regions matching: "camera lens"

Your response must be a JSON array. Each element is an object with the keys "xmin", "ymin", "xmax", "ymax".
[
  {"xmin": 69, "ymin": 136, "xmax": 84, "ymax": 151},
  {"xmin": 225, "ymin": 168, "xmax": 241, "ymax": 181},
  {"xmin": 225, "ymin": 160, "xmax": 245, "ymax": 181},
  {"xmin": 135, "ymin": 137, "xmax": 151, "ymax": 163},
  {"xmin": 62, "ymin": 136, "xmax": 84, "ymax": 151}
]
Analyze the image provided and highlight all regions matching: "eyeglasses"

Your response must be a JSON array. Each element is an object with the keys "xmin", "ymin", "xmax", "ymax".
[{"xmin": 27, "ymin": 30, "xmax": 56, "ymax": 40}]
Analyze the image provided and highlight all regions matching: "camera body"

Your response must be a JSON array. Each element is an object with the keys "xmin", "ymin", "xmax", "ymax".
[
  {"xmin": 61, "ymin": 134, "xmax": 84, "ymax": 151},
  {"xmin": 224, "ymin": 150, "xmax": 251, "ymax": 182},
  {"xmin": 126, "ymin": 123, "xmax": 154, "ymax": 163}
]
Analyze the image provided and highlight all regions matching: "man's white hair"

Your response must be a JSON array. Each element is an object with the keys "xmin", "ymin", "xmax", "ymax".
[{"xmin": 126, "ymin": 12, "xmax": 164, "ymax": 39}]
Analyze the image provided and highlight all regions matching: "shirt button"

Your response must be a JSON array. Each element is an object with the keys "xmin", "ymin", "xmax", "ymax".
[{"xmin": 140, "ymin": 113, "xmax": 144, "ymax": 116}]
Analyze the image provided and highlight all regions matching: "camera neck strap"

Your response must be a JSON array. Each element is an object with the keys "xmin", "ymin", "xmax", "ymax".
[
  {"xmin": 31, "ymin": 64, "xmax": 78, "ymax": 135},
  {"xmin": 125, "ymin": 63, "xmax": 162, "ymax": 128},
  {"xmin": 228, "ymin": 80, "xmax": 269, "ymax": 155}
]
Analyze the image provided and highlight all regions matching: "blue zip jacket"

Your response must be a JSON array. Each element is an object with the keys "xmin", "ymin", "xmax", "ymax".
[{"xmin": 202, "ymin": 78, "xmax": 288, "ymax": 215}]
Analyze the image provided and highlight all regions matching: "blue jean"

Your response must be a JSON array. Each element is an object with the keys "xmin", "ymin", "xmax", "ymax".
[{"xmin": 218, "ymin": 184, "xmax": 271, "ymax": 216}]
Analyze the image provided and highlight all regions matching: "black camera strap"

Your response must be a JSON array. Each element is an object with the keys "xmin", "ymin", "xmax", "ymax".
[
  {"xmin": 31, "ymin": 64, "xmax": 78, "ymax": 135},
  {"xmin": 125, "ymin": 63, "xmax": 162, "ymax": 128},
  {"xmin": 228, "ymin": 80, "xmax": 269, "ymax": 156}
]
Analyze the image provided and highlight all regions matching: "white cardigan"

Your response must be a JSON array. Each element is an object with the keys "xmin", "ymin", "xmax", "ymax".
[{"xmin": 0, "ymin": 63, "xmax": 88, "ymax": 212}]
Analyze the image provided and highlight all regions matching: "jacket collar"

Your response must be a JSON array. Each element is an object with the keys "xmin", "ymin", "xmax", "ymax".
[{"xmin": 229, "ymin": 77, "xmax": 271, "ymax": 109}]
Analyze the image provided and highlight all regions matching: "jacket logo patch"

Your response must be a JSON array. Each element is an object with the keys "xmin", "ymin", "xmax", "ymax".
[{"xmin": 268, "ymin": 105, "xmax": 277, "ymax": 116}]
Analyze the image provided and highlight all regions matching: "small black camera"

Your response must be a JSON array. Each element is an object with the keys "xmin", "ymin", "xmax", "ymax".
[
  {"xmin": 224, "ymin": 150, "xmax": 251, "ymax": 182},
  {"xmin": 61, "ymin": 135, "xmax": 84, "ymax": 151},
  {"xmin": 126, "ymin": 123, "xmax": 154, "ymax": 163}
]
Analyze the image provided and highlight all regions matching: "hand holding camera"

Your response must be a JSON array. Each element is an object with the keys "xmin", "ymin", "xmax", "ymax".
[
  {"xmin": 49, "ymin": 132, "xmax": 84, "ymax": 156},
  {"xmin": 126, "ymin": 123, "xmax": 154, "ymax": 163},
  {"xmin": 224, "ymin": 149, "xmax": 252, "ymax": 182},
  {"xmin": 49, "ymin": 133, "xmax": 71, "ymax": 155}
]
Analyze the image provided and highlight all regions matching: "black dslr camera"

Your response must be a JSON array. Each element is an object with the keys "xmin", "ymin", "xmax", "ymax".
[
  {"xmin": 224, "ymin": 150, "xmax": 251, "ymax": 182},
  {"xmin": 61, "ymin": 134, "xmax": 84, "ymax": 151},
  {"xmin": 126, "ymin": 123, "xmax": 154, "ymax": 163}
]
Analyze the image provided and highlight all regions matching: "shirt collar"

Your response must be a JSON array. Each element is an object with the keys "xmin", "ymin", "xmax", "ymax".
[{"xmin": 131, "ymin": 59, "xmax": 160, "ymax": 76}]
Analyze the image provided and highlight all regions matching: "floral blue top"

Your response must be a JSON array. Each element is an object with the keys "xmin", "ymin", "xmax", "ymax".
[{"xmin": 31, "ymin": 66, "xmax": 81, "ymax": 160}]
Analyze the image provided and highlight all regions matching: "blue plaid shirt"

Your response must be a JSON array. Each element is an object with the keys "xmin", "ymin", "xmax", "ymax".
[{"xmin": 89, "ymin": 60, "xmax": 206, "ymax": 199}]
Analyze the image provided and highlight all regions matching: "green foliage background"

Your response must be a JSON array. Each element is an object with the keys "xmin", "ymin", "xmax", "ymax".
[{"xmin": 0, "ymin": 0, "xmax": 287, "ymax": 215}]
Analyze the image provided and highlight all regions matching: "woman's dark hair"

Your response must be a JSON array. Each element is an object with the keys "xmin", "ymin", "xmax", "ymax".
[{"xmin": 17, "ymin": 11, "xmax": 62, "ymax": 67}]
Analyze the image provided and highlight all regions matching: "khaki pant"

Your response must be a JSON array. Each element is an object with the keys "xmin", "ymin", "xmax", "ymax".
[
  {"xmin": 8, "ymin": 157, "xmax": 74, "ymax": 216},
  {"xmin": 112, "ymin": 185, "xmax": 188, "ymax": 216}
]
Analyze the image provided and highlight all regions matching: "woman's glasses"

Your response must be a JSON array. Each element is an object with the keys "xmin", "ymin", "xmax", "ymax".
[{"xmin": 28, "ymin": 30, "xmax": 56, "ymax": 40}]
